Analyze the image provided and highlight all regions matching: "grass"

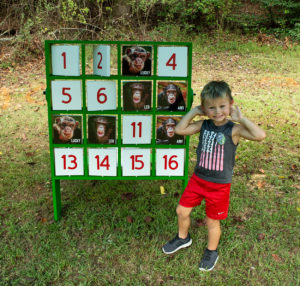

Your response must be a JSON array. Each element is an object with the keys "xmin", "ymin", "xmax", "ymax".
[{"xmin": 0, "ymin": 34, "xmax": 299, "ymax": 285}]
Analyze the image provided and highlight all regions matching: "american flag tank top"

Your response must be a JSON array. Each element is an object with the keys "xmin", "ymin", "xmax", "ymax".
[{"xmin": 194, "ymin": 119, "xmax": 238, "ymax": 184}]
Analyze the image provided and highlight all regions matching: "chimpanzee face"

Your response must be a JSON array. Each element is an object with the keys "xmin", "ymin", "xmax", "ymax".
[
  {"xmin": 166, "ymin": 88, "xmax": 177, "ymax": 105},
  {"xmin": 127, "ymin": 47, "xmax": 150, "ymax": 73},
  {"xmin": 166, "ymin": 123, "xmax": 175, "ymax": 138},
  {"xmin": 57, "ymin": 117, "xmax": 77, "ymax": 140},
  {"xmin": 97, "ymin": 124, "xmax": 106, "ymax": 138},
  {"xmin": 132, "ymin": 88, "xmax": 142, "ymax": 104}
]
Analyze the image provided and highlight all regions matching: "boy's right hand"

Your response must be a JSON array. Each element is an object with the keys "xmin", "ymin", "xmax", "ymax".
[{"xmin": 193, "ymin": 105, "xmax": 205, "ymax": 116}]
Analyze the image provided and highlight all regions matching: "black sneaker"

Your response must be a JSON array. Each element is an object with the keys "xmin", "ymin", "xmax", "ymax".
[
  {"xmin": 162, "ymin": 234, "xmax": 192, "ymax": 254},
  {"xmin": 199, "ymin": 248, "xmax": 219, "ymax": 271}
]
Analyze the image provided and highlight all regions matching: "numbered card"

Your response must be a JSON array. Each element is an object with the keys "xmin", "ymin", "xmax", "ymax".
[
  {"xmin": 121, "ymin": 148, "xmax": 151, "ymax": 176},
  {"xmin": 156, "ymin": 149, "xmax": 185, "ymax": 176},
  {"xmin": 157, "ymin": 46, "xmax": 188, "ymax": 77},
  {"xmin": 122, "ymin": 115, "xmax": 152, "ymax": 144},
  {"xmin": 51, "ymin": 45, "xmax": 80, "ymax": 76},
  {"xmin": 54, "ymin": 148, "xmax": 84, "ymax": 176},
  {"xmin": 88, "ymin": 148, "xmax": 117, "ymax": 176},
  {"xmin": 51, "ymin": 80, "xmax": 82, "ymax": 110},
  {"xmin": 86, "ymin": 80, "xmax": 117, "ymax": 111},
  {"xmin": 93, "ymin": 45, "xmax": 110, "ymax": 76}
]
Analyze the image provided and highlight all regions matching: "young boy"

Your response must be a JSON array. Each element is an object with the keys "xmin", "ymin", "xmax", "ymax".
[{"xmin": 162, "ymin": 81, "xmax": 266, "ymax": 271}]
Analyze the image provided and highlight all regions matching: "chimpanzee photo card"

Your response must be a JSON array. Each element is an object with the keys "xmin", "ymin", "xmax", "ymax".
[
  {"xmin": 88, "ymin": 115, "xmax": 117, "ymax": 144},
  {"xmin": 122, "ymin": 46, "xmax": 152, "ymax": 76},
  {"xmin": 156, "ymin": 116, "xmax": 184, "ymax": 145},
  {"xmin": 122, "ymin": 81, "xmax": 152, "ymax": 111},
  {"xmin": 52, "ymin": 115, "xmax": 82, "ymax": 144},
  {"xmin": 157, "ymin": 81, "xmax": 187, "ymax": 111}
]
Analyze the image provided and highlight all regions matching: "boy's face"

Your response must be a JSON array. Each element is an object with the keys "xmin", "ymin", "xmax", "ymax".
[{"xmin": 202, "ymin": 96, "xmax": 233, "ymax": 126}]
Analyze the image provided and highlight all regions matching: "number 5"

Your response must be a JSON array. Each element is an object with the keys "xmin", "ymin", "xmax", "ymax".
[{"xmin": 62, "ymin": 87, "xmax": 72, "ymax": 104}]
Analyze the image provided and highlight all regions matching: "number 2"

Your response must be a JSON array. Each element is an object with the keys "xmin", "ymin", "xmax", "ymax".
[
  {"xmin": 97, "ymin": 52, "xmax": 103, "ymax": 69},
  {"xmin": 166, "ymin": 53, "xmax": 177, "ymax": 70}
]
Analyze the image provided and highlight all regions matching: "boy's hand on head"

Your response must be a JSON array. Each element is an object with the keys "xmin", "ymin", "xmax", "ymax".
[
  {"xmin": 230, "ymin": 105, "xmax": 244, "ymax": 123},
  {"xmin": 194, "ymin": 105, "xmax": 205, "ymax": 116}
]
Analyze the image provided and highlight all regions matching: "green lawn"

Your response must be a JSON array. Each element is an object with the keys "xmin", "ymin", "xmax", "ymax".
[{"xmin": 0, "ymin": 35, "xmax": 299, "ymax": 285}]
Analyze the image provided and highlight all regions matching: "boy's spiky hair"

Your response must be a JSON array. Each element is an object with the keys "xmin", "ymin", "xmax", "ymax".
[{"xmin": 201, "ymin": 81, "xmax": 233, "ymax": 104}]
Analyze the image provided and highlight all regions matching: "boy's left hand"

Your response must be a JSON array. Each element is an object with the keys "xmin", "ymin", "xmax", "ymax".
[{"xmin": 230, "ymin": 105, "xmax": 244, "ymax": 123}]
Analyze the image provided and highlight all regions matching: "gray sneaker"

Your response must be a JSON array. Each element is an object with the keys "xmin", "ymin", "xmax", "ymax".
[
  {"xmin": 199, "ymin": 248, "xmax": 219, "ymax": 271},
  {"xmin": 162, "ymin": 233, "xmax": 192, "ymax": 254}
]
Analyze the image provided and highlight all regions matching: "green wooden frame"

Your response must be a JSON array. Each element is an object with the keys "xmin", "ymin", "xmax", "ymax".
[{"xmin": 45, "ymin": 40, "xmax": 193, "ymax": 221}]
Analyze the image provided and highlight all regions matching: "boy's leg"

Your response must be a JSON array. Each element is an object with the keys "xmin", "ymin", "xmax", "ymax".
[
  {"xmin": 176, "ymin": 204, "xmax": 193, "ymax": 239},
  {"xmin": 199, "ymin": 216, "xmax": 221, "ymax": 271},
  {"xmin": 206, "ymin": 216, "xmax": 221, "ymax": 250},
  {"xmin": 162, "ymin": 204, "xmax": 193, "ymax": 254}
]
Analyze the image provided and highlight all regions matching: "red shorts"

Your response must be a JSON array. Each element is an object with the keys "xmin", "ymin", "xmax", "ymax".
[{"xmin": 179, "ymin": 174, "xmax": 231, "ymax": 220}]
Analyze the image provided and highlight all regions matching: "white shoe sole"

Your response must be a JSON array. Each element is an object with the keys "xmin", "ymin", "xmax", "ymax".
[
  {"xmin": 199, "ymin": 255, "xmax": 219, "ymax": 271},
  {"xmin": 162, "ymin": 239, "xmax": 192, "ymax": 254}
]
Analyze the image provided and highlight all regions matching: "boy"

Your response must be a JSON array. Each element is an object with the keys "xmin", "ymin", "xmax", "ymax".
[{"xmin": 162, "ymin": 81, "xmax": 266, "ymax": 271}]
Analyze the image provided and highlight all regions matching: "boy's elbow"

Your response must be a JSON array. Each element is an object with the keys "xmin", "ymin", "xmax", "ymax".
[{"xmin": 256, "ymin": 131, "xmax": 266, "ymax": 141}]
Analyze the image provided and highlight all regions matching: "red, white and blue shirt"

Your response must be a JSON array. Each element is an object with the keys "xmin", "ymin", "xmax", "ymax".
[{"xmin": 194, "ymin": 119, "xmax": 238, "ymax": 184}]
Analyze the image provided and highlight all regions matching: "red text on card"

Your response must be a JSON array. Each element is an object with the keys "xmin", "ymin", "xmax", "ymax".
[
  {"xmin": 97, "ymin": 52, "xmax": 103, "ymax": 69},
  {"xmin": 97, "ymin": 88, "xmax": 107, "ymax": 104},
  {"xmin": 130, "ymin": 155, "xmax": 144, "ymax": 170},
  {"xmin": 61, "ymin": 154, "xmax": 77, "ymax": 170},
  {"xmin": 61, "ymin": 52, "xmax": 66, "ymax": 69},
  {"xmin": 95, "ymin": 155, "xmax": 110, "ymax": 170},
  {"xmin": 131, "ymin": 122, "xmax": 142, "ymax": 138},
  {"xmin": 62, "ymin": 87, "xmax": 72, "ymax": 104},
  {"xmin": 163, "ymin": 155, "xmax": 178, "ymax": 170},
  {"xmin": 166, "ymin": 53, "xmax": 177, "ymax": 70}
]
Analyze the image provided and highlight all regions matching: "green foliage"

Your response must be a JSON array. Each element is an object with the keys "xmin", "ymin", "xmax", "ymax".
[
  {"xmin": 0, "ymin": 0, "xmax": 299, "ymax": 64},
  {"xmin": 252, "ymin": 0, "xmax": 300, "ymax": 28}
]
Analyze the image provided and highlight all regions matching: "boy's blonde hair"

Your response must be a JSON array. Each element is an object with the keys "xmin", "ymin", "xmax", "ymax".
[{"xmin": 201, "ymin": 81, "xmax": 233, "ymax": 105}]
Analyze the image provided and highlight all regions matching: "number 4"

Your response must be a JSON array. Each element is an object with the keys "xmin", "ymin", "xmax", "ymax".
[{"xmin": 166, "ymin": 53, "xmax": 177, "ymax": 70}]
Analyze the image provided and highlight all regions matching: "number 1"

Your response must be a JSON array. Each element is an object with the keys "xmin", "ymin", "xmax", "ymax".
[{"xmin": 62, "ymin": 52, "xmax": 66, "ymax": 69}]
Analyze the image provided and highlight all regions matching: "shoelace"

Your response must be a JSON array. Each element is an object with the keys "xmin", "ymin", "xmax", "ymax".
[{"xmin": 203, "ymin": 250, "xmax": 213, "ymax": 261}]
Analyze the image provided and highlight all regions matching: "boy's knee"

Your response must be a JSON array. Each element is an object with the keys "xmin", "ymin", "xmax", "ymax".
[
  {"xmin": 176, "ymin": 205, "xmax": 192, "ymax": 218},
  {"xmin": 206, "ymin": 216, "xmax": 220, "ymax": 229}
]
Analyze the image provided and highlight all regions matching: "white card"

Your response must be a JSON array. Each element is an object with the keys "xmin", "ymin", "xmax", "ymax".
[
  {"xmin": 51, "ymin": 45, "xmax": 80, "ymax": 76},
  {"xmin": 93, "ymin": 45, "xmax": 110, "ymax": 76},
  {"xmin": 86, "ymin": 80, "xmax": 117, "ymax": 111},
  {"xmin": 157, "ymin": 46, "xmax": 188, "ymax": 77},
  {"xmin": 156, "ymin": 149, "xmax": 185, "ymax": 176},
  {"xmin": 54, "ymin": 148, "xmax": 84, "ymax": 176},
  {"xmin": 51, "ymin": 80, "xmax": 82, "ymax": 110},
  {"xmin": 88, "ymin": 148, "xmax": 117, "ymax": 176},
  {"xmin": 122, "ymin": 115, "xmax": 152, "ymax": 144},
  {"xmin": 121, "ymin": 148, "xmax": 151, "ymax": 176}
]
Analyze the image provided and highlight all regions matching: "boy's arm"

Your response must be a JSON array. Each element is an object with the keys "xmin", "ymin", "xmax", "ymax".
[
  {"xmin": 175, "ymin": 106, "xmax": 205, "ymax": 135},
  {"xmin": 231, "ymin": 105, "xmax": 266, "ymax": 144}
]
